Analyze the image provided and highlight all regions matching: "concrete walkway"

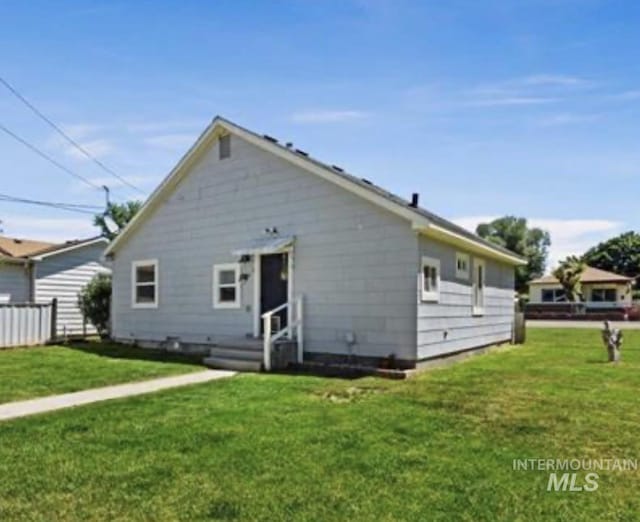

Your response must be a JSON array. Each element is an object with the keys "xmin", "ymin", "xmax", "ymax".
[
  {"xmin": 528, "ymin": 320, "xmax": 640, "ymax": 329},
  {"xmin": 0, "ymin": 369, "xmax": 235, "ymax": 422}
]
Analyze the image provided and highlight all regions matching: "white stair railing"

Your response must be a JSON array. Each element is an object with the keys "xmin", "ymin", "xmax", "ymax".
[{"xmin": 262, "ymin": 295, "xmax": 304, "ymax": 371}]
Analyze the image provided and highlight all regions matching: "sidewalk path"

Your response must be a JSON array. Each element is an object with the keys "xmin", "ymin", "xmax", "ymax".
[{"xmin": 0, "ymin": 370, "xmax": 235, "ymax": 422}]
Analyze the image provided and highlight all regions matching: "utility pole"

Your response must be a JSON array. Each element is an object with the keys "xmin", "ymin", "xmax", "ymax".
[{"xmin": 102, "ymin": 185, "xmax": 110, "ymax": 212}]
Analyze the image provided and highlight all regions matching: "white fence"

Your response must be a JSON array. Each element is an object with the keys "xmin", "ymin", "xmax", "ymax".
[{"xmin": 0, "ymin": 300, "xmax": 56, "ymax": 348}]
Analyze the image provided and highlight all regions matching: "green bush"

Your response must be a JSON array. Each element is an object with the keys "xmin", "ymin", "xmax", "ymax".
[{"xmin": 78, "ymin": 273, "xmax": 111, "ymax": 338}]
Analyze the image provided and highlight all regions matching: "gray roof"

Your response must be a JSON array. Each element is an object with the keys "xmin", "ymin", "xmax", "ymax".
[{"xmin": 224, "ymin": 116, "xmax": 522, "ymax": 262}]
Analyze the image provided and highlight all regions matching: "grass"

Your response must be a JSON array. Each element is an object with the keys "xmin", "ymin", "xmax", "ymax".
[
  {"xmin": 1, "ymin": 328, "xmax": 639, "ymax": 520},
  {"xmin": 0, "ymin": 341, "xmax": 203, "ymax": 404}
]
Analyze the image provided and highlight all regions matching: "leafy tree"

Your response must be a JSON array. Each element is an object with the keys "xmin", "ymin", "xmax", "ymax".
[
  {"xmin": 94, "ymin": 201, "xmax": 142, "ymax": 241},
  {"xmin": 78, "ymin": 273, "xmax": 112, "ymax": 338},
  {"xmin": 476, "ymin": 216, "xmax": 551, "ymax": 293},
  {"xmin": 553, "ymin": 256, "xmax": 586, "ymax": 304},
  {"xmin": 583, "ymin": 231, "xmax": 640, "ymax": 286}
]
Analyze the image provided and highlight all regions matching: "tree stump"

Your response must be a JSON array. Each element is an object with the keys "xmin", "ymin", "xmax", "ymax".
[{"xmin": 601, "ymin": 320, "xmax": 622, "ymax": 363}]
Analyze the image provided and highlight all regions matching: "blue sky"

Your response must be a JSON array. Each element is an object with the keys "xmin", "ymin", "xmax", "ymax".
[{"xmin": 1, "ymin": 0, "xmax": 638, "ymax": 267}]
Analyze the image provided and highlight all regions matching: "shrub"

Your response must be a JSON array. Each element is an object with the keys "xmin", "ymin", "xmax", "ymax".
[{"xmin": 78, "ymin": 273, "xmax": 111, "ymax": 338}]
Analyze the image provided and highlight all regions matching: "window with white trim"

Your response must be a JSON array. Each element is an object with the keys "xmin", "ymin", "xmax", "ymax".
[
  {"xmin": 132, "ymin": 260, "xmax": 158, "ymax": 308},
  {"xmin": 455, "ymin": 252, "xmax": 470, "ymax": 280},
  {"xmin": 421, "ymin": 256, "xmax": 440, "ymax": 302},
  {"xmin": 473, "ymin": 258, "xmax": 485, "ymax": 315},
  {"xmin": 213, "ymin": 263, "xmax": 241, "ymax": 308}
]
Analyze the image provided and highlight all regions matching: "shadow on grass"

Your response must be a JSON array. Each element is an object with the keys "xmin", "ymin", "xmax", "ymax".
[{"xmin": 66, "ymin": 341, "xmax": 205, "ymax": 367}]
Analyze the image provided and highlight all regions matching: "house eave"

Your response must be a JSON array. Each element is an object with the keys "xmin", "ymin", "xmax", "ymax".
[{"xmin": 415, "ymin": 223, "xmax": 527, "ymax": 266}]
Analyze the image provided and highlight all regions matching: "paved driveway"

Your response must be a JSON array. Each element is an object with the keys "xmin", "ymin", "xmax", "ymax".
[{"xmin": 528, "ymin": 320, "xmax": 640, "ymax": 329}]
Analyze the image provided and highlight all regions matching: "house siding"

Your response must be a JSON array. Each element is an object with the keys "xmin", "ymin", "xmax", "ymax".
[
  {"xmin": 34, "ymin": 243, "xmax": 109, "ymax": 336},
  {"xmin": 111, "ymin": 134, "xmax": 419, "ymax": 361},
  {"xmin": 417, "ymin": 237, "xmax": 514, "ymax": 359},
  {"xmin": 0, "ymin": 264, "xmax": 30, "ymax": 303}
]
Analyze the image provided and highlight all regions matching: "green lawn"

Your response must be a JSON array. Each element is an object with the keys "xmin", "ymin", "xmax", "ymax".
[
  {"xmin": 1, "ymin": 329, "xmax": 639, "ymax": 521},
  {"xmin": 0, "ymin": 342, "xmax": 203, "ymax": 404}
]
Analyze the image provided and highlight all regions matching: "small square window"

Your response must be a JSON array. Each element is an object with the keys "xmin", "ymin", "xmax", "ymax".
[
  {"xmin": 455, "ymin": 252, "xmax": 470, "ymax": 280},
  {"xmin": 421, "ymin": 256, "xmax": 440, "ymax": 302},
  {"xmin": 132, "ymin": 260, "xmax": 158, "ymax": 308},
  {"xmin": 219, "ymin": 134, "xmax": 231, "ymax": 160},
  {"xmin": 213, "ymin": 263, "xmax": 241, "ymax": 308}
]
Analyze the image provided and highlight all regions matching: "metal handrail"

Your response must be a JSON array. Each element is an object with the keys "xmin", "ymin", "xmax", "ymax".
[{"xmin": 262, "ymin": 295, "xmax": 304, "ymax": 371}]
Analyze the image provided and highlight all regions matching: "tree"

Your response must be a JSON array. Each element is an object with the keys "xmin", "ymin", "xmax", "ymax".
[
  {"xmin": 553, "ymin": 255, "xmax": 586, "ymax": 304},
  {"xmin": 583, "ymin": 231, "xmax": 640, "ymax": 286},
  {"xmin": 94, "ymin": 200, "xmax": 142, "ymax": 241},
  {"xmin": 78, "ymin": 273, "xmax": 112, "ymax": 338},
  {"xmin": 476, "ymin": 216, "xmax": 551, "ymax": 293}
]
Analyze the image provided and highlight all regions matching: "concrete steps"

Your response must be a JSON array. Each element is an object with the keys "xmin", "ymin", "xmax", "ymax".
[
  {"xmin": 203, "ymin": 339, "xmax": 264, "ymax": 372},
  {"xmin": 202, "ymin": 337, "xmax": 298, "ymax": 372}
]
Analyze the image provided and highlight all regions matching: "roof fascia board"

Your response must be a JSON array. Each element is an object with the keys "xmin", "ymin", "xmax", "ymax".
[
  {"xmin": 31, "ymin": 237, "xmax": 109, "ymax": 261},
  {"xmin": 416, "ymin": 223, "xmax": 527, "ymax": 266}
]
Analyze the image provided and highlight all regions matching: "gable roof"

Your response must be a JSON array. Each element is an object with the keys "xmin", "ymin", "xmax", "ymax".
[
  {"xmin": 105, "ymin": 116, "xmax": 525, "ymax": 266},
  {"xmin": 530, "ymin": 266, "xmax": 634, "ymax": 285},
  {"xmin": 0, "ymin": 235, "xmax": 107, "ymax": 261}
]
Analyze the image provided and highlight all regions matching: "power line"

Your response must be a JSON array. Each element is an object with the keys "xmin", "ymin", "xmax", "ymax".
[
  {"xmin": 0, "ymin": 193, "xmax": 102, "ymax": 210},
  {"xmin": 0, "ymin": 121, "xmax": 103, "ymax": 191},
  {"xmin": 0, "ymin": 76, "xmax": 146, "ymax": 195},
  {"xmin": 0, "ymin": 193, "xmax": 101, "ymax": 215}
]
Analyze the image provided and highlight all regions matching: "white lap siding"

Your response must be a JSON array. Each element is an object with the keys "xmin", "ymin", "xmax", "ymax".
[
  {"xmin": 34, "ymin": 243, "xmax": 109, "ymax": 336},
  {"xmin": 111, "ymin": 135, "xmax": 418, "ymax": 361},
  {"xmin": 417, "ymin": 236, "xmax": 515, "ymax": 359}
]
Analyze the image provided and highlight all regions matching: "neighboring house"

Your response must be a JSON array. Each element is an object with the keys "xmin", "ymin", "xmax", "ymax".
[
  {"xmin": 0, "ymin": 235, "xmax": 110, "ymax": 335},
  {"xmin": 105, "ymin": 116, "xmax": 525, "ymax": 371},
  {"xmin": 527, "ymin": 266, "xmax": 636, "ymax": 319}
]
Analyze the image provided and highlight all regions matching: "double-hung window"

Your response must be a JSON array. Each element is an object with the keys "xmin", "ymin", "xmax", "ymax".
[
  {"xmin": 473, "ymin": 258, "xmax": 485, "ymax": 315},
  {"xmin": 132, "ymin": 260, "xmax": 158, "ymax": 308},
  {"xmin": 213, "ymin": 263, "xmax": 241, "ymax": 309},
  {"xmin": 421, "ymin": 256, "xmax": 440, "ymax": 302}
]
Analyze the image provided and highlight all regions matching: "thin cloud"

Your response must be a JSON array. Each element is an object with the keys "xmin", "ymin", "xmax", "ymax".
[
  {"xmin": 467, "ymin": 96, "xmax": 558, "ymax": 107},
  {"xmin": 0, "ymin": 213, "xmax": 99, "ymax": 242},
  {"xmin": 46, "ymin": 123, "xmax": 114, "ymax": 160},
  {"xmin": 453, "ymin": 216, "xmax": 623, "ymax": 271},
  {"xmin": 518, "ymin": 74, "xmax": 592, "ymax": 88},
  {"xmin": 611, "ymin": 90, "xmax": 640, "ymax": 100},
  {"xmin": 290, "ymin": 110, "xmax": 370, "ymax": 124},
  {"xmin": 535, "ymin": 113, "xmax": 600, "ymax": 127}
]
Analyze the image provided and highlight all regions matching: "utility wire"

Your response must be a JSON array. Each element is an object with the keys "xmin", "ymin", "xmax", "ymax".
[
  {"xmin": 0, "ymin": 193, "xmax": 100, "ymax": 215},
  {"xmin": 0, "ymin": 76, "xmax": 146, "ymax": 195},
  {"xmin": 0, "ymin": 192, "xmax": 102, "ymax": 210},
  {"xmin": 0, "ymin": 122, "xmax": 103, "ymax": 191}
]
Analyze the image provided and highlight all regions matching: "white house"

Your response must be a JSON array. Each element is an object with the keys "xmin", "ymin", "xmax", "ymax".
[
  {"xmin": 528, "ymin": 266, "xmax": 634, "ymax": 310},
  {"xmin": 105, "ymin": 116, "xmax": 525, "ymax": 371},
  {"xmin": 0, "ymin": 235, "xmax": 109, "ymax": 336}
]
